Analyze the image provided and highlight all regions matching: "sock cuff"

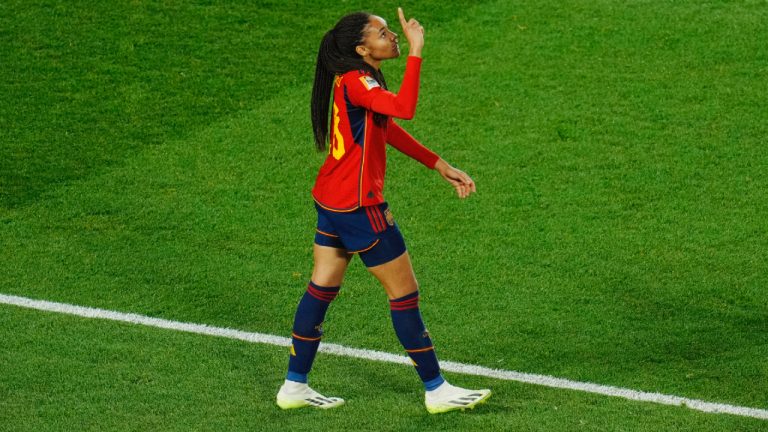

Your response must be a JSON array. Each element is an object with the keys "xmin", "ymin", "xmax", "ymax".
[
  {"xmin": 424, "ymin": 374, "xmax": 445, "ymax": 391},
  {"xmin": 286, "ymin": 371, "xmax": 308, "ymax": 384},
  {"xmin": 307, "ymin": 281, "xmax": 340, "ymax": 302},
  {"xmin": 389, "ymin": 290, "xmax": 419, "ymax": 311}
]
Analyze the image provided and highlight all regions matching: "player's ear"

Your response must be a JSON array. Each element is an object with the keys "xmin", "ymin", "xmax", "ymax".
[{"xmin": 356, "ymin": 44, "xmax": 369, "ymax": 57}]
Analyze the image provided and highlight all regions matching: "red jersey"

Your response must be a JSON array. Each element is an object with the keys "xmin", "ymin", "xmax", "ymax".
[{"xmin": 312, "ymin": 56, "xmax": 440, "ymax": 212}]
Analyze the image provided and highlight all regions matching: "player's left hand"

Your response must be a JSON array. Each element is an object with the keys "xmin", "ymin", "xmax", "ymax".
[{"xmin": 435, "ymin": 159, "xmax": 476, "ymax": 199}]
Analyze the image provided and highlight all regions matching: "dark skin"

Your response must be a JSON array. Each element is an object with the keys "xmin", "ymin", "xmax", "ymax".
[
  {"xmin": 357, "ymin": 8, "xmax": 476, "ymax": 199},
  {"xmin": 356, "ymin": 8, "xmax": 423, "ymax": 67},
  {"xmin": 312, "ymin": 8, "xmax": 475, "ymax": 298}
]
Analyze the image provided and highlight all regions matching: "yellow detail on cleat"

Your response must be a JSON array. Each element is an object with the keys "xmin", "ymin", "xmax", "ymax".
[
  {"xmin": 426, "ymin": 390, "xmax": 492, "ymax": 414},
  {"xmin": 290, "ymin": 344, "xmax": 296, "ymax": 356},
  {"xmin": 411, "ymin": 358, "xmax": 418, "ymax": 367},
  {"xmin": 276, "ymin": 382, "xmax": 346, "ymax": 410},
  {"xmin": 277, "ymin": 398, "xmax": 310, "ymax": 410}
]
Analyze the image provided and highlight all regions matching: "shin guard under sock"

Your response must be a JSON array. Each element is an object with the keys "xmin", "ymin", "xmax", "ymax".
[
  {"xmin": 286, "ymin": 281, "xmax": 340, "ymax": 383},
  {"xmin": 389, "ymin": 291, "xmax": 444, "ymax": 390}
]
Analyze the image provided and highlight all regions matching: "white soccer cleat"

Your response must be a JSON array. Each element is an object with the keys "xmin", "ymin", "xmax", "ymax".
[
  {"xmin": 276, "ymin": 380, "xmax": 345, "ymax": 410},
  {"xmin": 424, "ymin": 382, "xmax": 492, "ymax": 414}
]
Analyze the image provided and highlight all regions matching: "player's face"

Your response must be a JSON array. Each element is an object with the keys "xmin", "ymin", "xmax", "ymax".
[{"xmin": 359, "ymin": 16, "xmax": 400, "ymax": 61}]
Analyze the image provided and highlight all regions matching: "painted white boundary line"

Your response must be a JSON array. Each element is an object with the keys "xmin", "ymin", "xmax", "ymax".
[{"xmin": 2, "ymin": 292, "xmax": 766, "ymax": 421}]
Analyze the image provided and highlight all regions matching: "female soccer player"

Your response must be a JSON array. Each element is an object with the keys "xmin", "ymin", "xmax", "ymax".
[{"xmin": 276, "ymin": 8, "xmax": 491, "ymax": 414}]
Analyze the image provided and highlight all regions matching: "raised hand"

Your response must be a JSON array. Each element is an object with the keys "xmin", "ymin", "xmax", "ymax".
[{"xmin": 398, "ymin": 7, "xmax": 424, "ymax": 57}]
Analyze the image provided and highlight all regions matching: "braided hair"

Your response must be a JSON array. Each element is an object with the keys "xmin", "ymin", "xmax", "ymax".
[{"xmin": 311, "ymin": 12, "xmax": 389, "ymax": 151}]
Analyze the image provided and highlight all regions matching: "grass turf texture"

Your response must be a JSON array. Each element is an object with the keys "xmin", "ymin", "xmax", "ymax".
[
  {"xmin": 1, "ymin": 0, "xmax": 767, "ymax": 430},
  {"xmin": 3, "ymin": 307, "xmax": 766, "ymax": 432}
]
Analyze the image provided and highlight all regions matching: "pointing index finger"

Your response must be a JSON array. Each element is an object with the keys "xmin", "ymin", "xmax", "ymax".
[{"xmin": 398, "ymin": 7, "xmax": 407, "ymax": 28}]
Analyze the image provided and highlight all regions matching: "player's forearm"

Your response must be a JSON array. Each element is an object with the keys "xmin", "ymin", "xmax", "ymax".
[
  {"xmin": 370, "ymin": 56, "xmax": 422, "ymax": 119},
  {"xmin": 387, "ymin": 120, "xmax": 439, "ymax": 168}
]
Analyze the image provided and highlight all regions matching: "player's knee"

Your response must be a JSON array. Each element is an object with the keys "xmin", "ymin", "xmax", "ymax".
[
  {"xmin": 403, "ymin": 278, "xmax": 419, "ymax": 294},
  {"xmin": 310, "ymin": 274, "xmax": 343, "ymax": 289},
  {"xmin": 386, "ymin": 281, "xmax": 419, "ymax": 300}
]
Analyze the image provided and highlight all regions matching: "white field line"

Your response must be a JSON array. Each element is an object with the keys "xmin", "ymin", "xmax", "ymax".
[{"xmin": 2, "ymin": 292, "xmax": 766, "ymax": 421}]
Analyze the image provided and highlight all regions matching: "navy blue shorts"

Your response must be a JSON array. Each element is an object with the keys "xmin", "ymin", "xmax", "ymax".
[{"xmin": 314, "ymin": 202, "xmax": 407, "ymax": 267}]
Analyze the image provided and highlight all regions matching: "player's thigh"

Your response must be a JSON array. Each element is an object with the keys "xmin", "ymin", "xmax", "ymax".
[
  {"xmin": 312, "ymin": 244, "xmax": 352, "ymax": 287},
  {"xmin": 367, "ymin": 251, "xmax": 418, "ymax": 299}
]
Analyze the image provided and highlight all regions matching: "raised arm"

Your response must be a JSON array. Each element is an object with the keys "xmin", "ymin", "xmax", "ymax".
[
  {"xmin": 346, "ymin": 8, "xmax": 425, "ymax": 119},
  {"xmin": 348, "ymin": 56, "xmax": 422, "ymax": 119}
]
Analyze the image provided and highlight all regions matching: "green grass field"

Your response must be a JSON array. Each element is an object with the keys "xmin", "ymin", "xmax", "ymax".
[{"xmin": 1, "ymin": 0, "xmax": 767, "ymax": 430}]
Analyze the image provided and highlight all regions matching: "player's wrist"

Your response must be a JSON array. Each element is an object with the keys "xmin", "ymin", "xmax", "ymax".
[
  {"xmin": 408, "ymin": 49, "xmax": 422, "ymax": 58},
  {"xmin": 434, "ymin": 158, "xmax": 449, "ymax": 173},
  {"xmin": 408, "ymin": 43, "xmax": 423, "ymax": 57}
]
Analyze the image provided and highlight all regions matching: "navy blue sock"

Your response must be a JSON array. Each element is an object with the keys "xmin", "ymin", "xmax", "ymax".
[
  {"xmin": 389, "ymin": 291, "xmax": 444, "ymax": 390},
  {"xmin": 286, "ymin": 281, "xmax": 340, "ymax": 383}
]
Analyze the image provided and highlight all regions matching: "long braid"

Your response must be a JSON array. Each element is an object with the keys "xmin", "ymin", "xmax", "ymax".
[
  {"xmin": 311, "ymin": 12, "xmax": 389, "ymax": 152},
  {"xmin": 311, "ymin": 33, "xmax": 337, "ymax": 152}
]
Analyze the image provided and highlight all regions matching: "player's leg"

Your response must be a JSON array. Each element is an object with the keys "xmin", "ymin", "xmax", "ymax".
[
  {"xmin": 366, "ymin": 251, "xmax": 444, "ymax": 389},
  {"xmin": 289, "ymin": 244, "xmax": 351, "ymax": 382},
  {"xmin": 364, "ymin": 232, "xmax": 491, "ymax": 413},
  {"xmin": 310, "ymin": 243, "xmax": 352, "ymax": 287},
  {"xmin": 277, "ymin": 244, "xmax": 350, "ymax": 410}
]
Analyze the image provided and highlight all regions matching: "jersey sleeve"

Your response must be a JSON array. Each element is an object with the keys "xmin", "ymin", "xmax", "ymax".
[
  {"xmin": 344, "ymin": 56, "xmax": 422, "ymax": 120},
  {"xmin": 387, "ymin": 118, "xmax": 440, "ymax": 169}
]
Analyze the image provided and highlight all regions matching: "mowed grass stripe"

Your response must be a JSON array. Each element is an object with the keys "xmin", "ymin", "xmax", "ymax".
[
  {"xmin": 9, "ymin": 305, "xmax": 763, "ymax": 432},
  {"xmin": 3, "ymin": 292, "xmax": 766, "ymax": 421},
  {"xmin": 2, "ymin": 1, "xmax": 766, "ymax": 428}
]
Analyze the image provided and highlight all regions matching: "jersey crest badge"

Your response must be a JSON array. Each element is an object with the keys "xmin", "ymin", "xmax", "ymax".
[
  {"xmin": 359, "ymin": 75, "xmax": 380, "ymax": 90},
  {"xmin": 384, "ymin": 208, "xmax": 395, "ymax": 226}
]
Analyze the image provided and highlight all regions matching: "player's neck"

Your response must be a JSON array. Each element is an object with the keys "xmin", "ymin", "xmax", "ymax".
[{"xmin": 362, "ymin": 57, "xmax": 382, "ymax": 71}]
